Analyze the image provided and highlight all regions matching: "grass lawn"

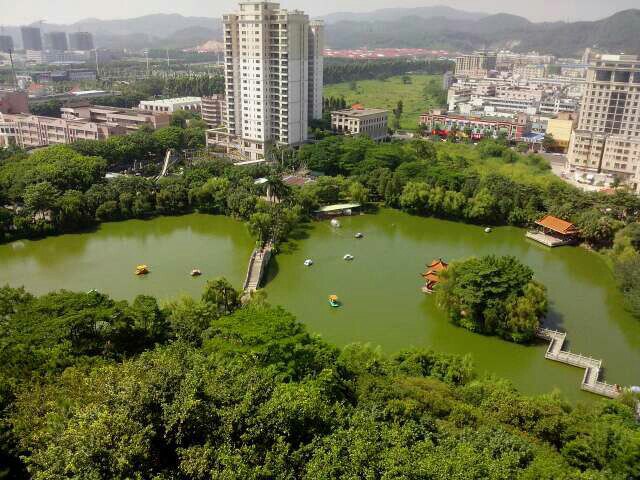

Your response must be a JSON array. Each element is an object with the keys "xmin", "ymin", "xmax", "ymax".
[{"xmin": 323, "ymin": 74, "xmax": 443, "ymax": 131}]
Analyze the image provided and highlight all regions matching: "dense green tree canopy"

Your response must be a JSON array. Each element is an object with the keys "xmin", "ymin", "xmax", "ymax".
[
  {"xmin": 436, "ymin": 255, "xmax": 548, "ymax": 343},
  {"xmin": 0, "ymin": 284, "xmax": 637, "ymax": 479}
]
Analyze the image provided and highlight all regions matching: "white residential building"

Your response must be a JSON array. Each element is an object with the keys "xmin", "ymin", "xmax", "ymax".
[
  {"xmin": 138, "ymin": 97, "xmax": 202, "ymax": 114},
  {"xmin": 207, "ymin": 1, "xmax": 324, "ymax": 162}
]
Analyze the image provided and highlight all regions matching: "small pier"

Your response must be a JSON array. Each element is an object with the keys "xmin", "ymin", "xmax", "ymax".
[
  {"xmin": 535, "ymin": 328, "xmax": 620, "ymax": 399},
  {"xmin": 526, "ymin": 231, "xmax": 574, "ymax": 247},
  {"xmin": 242, "ymin": 243, "xmax": 273, "ymax": 295}
]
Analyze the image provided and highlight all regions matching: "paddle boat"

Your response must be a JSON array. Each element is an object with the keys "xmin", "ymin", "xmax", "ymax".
[
  {"xmin": 485, "ymin": 227, "xmax": 492, "ymax": 233},
  {"xmin": 328, "ymin": 295, "xmax": 341, "ymax": 307},
  {"xmin": 304, "ymin": 259, "xmax": 314, "ymax": 267},
  {"xmin": 330, "ymin": 219, "xmax": 341, "ymax": 228},
  {"xmin": 135, "ymin": 264, "xmax": 149, "ymax": 276},
  {"xmin": 191, "ymin": 269, "xmax": 202, "ymax": 277},
  {"xmin": 355, "ymin": 232, "xmax": 364, "ymax": 239},
  {"xmin": 343, "ymin": 254, "xmax": 354, "ymax": 261}
]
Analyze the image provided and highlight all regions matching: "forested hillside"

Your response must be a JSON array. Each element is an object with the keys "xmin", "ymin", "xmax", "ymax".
[{"xmin": 325, "ymin": 9, "xmax": 640, "ymax": 57}]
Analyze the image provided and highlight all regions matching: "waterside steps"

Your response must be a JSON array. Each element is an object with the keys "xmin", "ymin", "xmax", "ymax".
[
  {"xmin": 535, "ymin": 328, "xmax": 621, "ymax": 399},
  {"xmin": 242, "ymin": 243, "xmax": 273, "ymax": 297}
]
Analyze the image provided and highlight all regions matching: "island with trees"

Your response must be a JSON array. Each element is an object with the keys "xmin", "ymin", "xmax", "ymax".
[{"xmin": 436, "ymin": 255, "xmax": 548, "ymax": 343}]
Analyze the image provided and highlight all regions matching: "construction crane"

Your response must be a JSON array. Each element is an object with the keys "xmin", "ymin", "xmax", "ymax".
[{"xmin": 0, "ymin": 26, "xmax": 18, "ymax": 90}]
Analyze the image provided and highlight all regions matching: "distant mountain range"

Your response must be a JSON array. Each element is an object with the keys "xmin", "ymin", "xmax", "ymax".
[
  {"xmin": 319, "ymin": 6, "xmax": 488, "ymax": 24},
  {"xmin": 2, "ymin": 7, "xmax": 640, "ymax": 57},
  {"xmin": 323, "ymin": 8, "xmax": 640, "ymax": 57}
]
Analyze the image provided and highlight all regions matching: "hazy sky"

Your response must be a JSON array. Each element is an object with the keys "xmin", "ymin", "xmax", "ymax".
[{"xmin": 1, "ymin": 0, "xmax": 639, "ymax": 25}]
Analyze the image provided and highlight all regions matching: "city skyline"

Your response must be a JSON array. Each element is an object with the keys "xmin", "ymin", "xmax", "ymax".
[{"xmin": 1, "ymin": 0, "xmax": 640, "ymax": 26}]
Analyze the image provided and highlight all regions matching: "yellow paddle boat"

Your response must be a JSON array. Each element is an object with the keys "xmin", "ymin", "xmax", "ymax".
[{"xmin": 135, "ymin": 264, "xmax": 149, "ymax": 276}]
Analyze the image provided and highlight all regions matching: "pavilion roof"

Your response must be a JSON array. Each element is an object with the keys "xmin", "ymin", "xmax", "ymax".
[
  {"xmin": 422, "ymin": 259, "xmax": 448, "ymax": 281},
  {"xmin": 535, "ymin": 215, "xmax": 579, "ymax": 235}
]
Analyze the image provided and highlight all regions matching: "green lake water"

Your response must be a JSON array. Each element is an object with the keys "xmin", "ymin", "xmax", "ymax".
[
  {"xmin": 1, "ymin": 210, "xmax": 638, "ymax": 400},
  {"xmin": 0, "ymin": 214, "xmax": 255, "ymax": 301}
]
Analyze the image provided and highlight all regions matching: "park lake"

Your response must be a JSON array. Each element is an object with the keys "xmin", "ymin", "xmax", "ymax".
[{"xmin": 1, "ymin": 209, "xmax": 639, "ymax": 400}]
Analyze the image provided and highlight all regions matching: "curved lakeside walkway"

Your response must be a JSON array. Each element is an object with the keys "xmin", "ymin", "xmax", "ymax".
[{"xmin": 535, "ymin": 328, "xmax": 620, "ymax": 399}]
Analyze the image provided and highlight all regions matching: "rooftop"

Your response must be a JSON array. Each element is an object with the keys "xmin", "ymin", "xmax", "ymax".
[
  {"xmin": 140, "ymin": 97, "xmax": 202, "ymax": 105},
  {"xmin": 333, "ymin": 107, "xmax": 389, "ymax": 117},
  {"xmin": 316, "ymin": 203, "xmax": 361, "ymax": 213},
  {"xmin": 536, "ymin": 215, "xmax": 579, "ymax": 235}
]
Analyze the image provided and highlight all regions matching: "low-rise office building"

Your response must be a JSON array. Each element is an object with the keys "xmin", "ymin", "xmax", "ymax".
[
  {"xmin": 138, "ymin": 97, "xmax": 202, "ymax": 114},
  {"xmin": 420, "ymin": 109, "xmax": 530, "ymax": 141},
  {"xmin": 61, "ymin": 103, "xmax": 170, "ymax": 132},
  {"xmin": 0, "ymin": 113, "xmax": 126, "ymax": 148},
  {"xmin": 331, "ymin": 107, "xmax": 389, "ymax": 141}
]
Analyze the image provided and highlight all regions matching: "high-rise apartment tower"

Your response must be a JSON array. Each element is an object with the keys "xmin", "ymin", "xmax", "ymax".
[
  {"xmin": 44, "ymin": 32, "xmax": 69, "ymax": 51},
  {"xmin": 20, "ymin": 27, "xmax": 42, "ymax": 51},
  {"xmin": 68, "ymin": 32, "xmax": 95, "ymax": 51},
  {"xmin": 208, "ymin": 1, "xmax": 324, "ymax": 162},
  {"xmin": 568, "ymin": 55, "xmax": 640, "ymax": 192}
]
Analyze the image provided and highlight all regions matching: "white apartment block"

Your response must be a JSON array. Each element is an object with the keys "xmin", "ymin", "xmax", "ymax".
[
  {"xmin": 568, "ymin": 55, "xmax": 640, "ymax": 192},
  {"xmin": 331, "ymin": 107, "xmax": 389, "ymax": 141},
  {"xmin": 139, "ymin": 97, "xmax": 202, "ymax": 114},
  {"xmin": 208, "ymin": 1, "xmax": 323, "ymax": 162},
  {"xmin": 201, "ymin": 94, "xmax": 225, "ymax": 128}
]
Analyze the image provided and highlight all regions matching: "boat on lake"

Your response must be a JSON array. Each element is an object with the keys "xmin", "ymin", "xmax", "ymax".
[
  {"xmin": 355, "ymin": 232, "xmax": 364, "ymax": 239},
  {"xmin": 343, "ymin": 254, "xmax": 354, "ymax": 261},
  {"xmin": 191, "ymin": 269, "xmax": 202, "ymax": 277},
  {"xmin": 135, "ymin": 265, "xmax": 150, "ymax": 276},
  {"xmin": 328, "ymin": 295, "xmax": 341, "ymax": 307},
  {"xmin": 304, "ymin": 259, "xmax": 313, "ymax": 266}
]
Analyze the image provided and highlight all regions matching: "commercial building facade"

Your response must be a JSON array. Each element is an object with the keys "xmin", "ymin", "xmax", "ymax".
[
  {"xmin": 454, "ymin": 52, "xmax": 497, "ymax": 78},
  {"xmin": 420, "ymin": 109, "xmax": 530, "ymax": 141},
  {"xmin": 568, "ymin": 55, "xmax": 640, "ymax": 191},
  {"xmin": 331, "ymin": 107, "xmax": 389, "ymax": 141},
  {"xmin": 207, "ymin": 1, "xmax": 324, "ymax": 162}
]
